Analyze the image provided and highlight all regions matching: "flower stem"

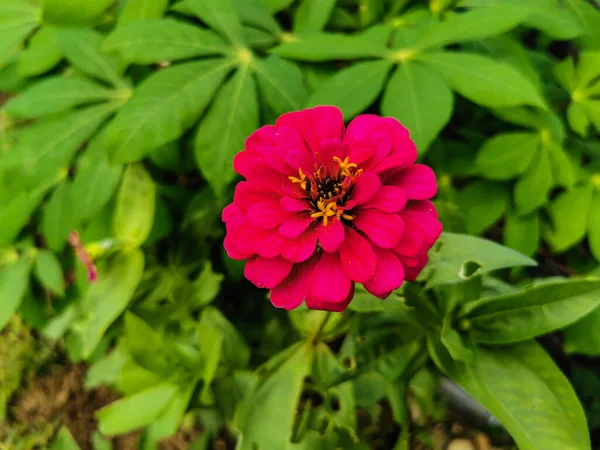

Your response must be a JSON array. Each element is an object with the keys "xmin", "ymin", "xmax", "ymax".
[{"xmin": 312, "ymin": 311, "xmax": 332, "ymax": 342}]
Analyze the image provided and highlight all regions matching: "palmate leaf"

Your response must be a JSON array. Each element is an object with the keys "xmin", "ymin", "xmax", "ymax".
[
  {"xmin": 513, "ymin": 144, "xmax": 553, "ymax": 215},
  {"xmin": 503, "ymin": 208, "xmax": 540, "ymax": 257},
  {"xmin": 254, "ymin": 55, "xmax": 307, "ymax": 116},
  {"xmin": 102, "ymin": 19, "xmax": 231, "ymax": 65},
  {"xmin": 293, "ymin": 0, "xmax": 336, "ymax": 35},
  {"xmin": 475, "ymin": 132, "xmax": 540, "ymax": 180},
  {"xmin": 272, "ymin": 33, "xmax": 388, "ymax": 61},
  {"xmin": 381, "ymin": 61, "xmax": 453, "ymax": 154},
  {"xmin": 185, "ymin": 0, "xmax": 246, "ymax": 47},
  {"xmin": 17, "ymin": 26, "xmax": 62, "ymax": 76},
  {"xmin": 105, "ymin": 58, "xmax": 234, "ymax": 164},
  {"xmin": 119, "ymin": 0, "xmax": 169, "ymax": 25},
  {"xmin": 0, "ymin": 1, "xmax": 39, "ymax": 65},
  {"xmin": 195, "ymin": 63, "xmax": 259, "ymax": 199},
  {"xmin": 42, "ymin": 0, "xmax": 113, "ymax": 26}
]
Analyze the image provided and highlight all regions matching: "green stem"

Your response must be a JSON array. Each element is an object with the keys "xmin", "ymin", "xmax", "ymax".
[{"xmin": 312, "ymin": 311, "xmax": 332, "ymax": 342}]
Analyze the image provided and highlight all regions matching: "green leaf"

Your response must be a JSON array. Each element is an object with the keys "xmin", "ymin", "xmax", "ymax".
[
  {"xmin": 234, "ymin": 343, "xmax": 313, "ymax": 450},
  {"xmin": 125, "ymin": 313, "xmax": 176, "ymax": 374},
  {"xmin": 547, "ymin": 141, "xmax": 577, "ymax": 189},
  {"xmin": 0, "ymin": 103, "xmax": 116, "ymax": 194},
  {"xmin": 567, "ymin": 102, "xmax": 589, "ymax": 137},
  {"xmin": 475, "ymin": 132, "xmax": 540, "ymax": 180},
  {"xmin": 441, "ymin": 316, "xmax": 475, "ymax": 364},
  {"xmin": 255, "ymin": 0, "xmax": 294, "ymax": 13},
  {"xmin": 197, "ymin": 322, "xmax": 223, "ymax": 403},
  {"xmin": 97, "ymin": 383, "xmax": 178, "ymax": 435},
  {"xmin": 142, "ymin": 387, "xmax": 194, "ymax": 449},
  {"xmin": 456, "ymin": 180, "xmax": 509, "ymax": 235},
  {"xmin": 414, "ymin": 6, "xmax": 529, "ymax": 50},
  {"xmin": 0, "ymin": 0, "xmax": 40, "ymax": 65},
  {"xmin": 564, "ymin": 308, "xmax": 600, "ymax": 356},
  {"xmin": 514, "ymin": 146, "xmax": 552, "ymax": 215},
  {"xmin": 232, "ymin": 0, "xmax": 281, "ymax": 35},
  {"xmin": 18, "ymin": 26, "xmax": 62, "ymax": 76},
  {"xmin": 56, "ymin": 28, "xmax": 126, "ymax": 89},
  {"xmin": 254, "ymin": 55, "xmax": 308, "ymax": 116},
  {"xmin": 565, "ymin": 0, "xmax": 600, "ymax": 49},
  {"xmin": 272, "ymin": 33, "xmax": 387, "ymax": 61},
  {"xmin": 418, "ymin": 51, "xmax": 546, "ymax": 109},
  {"xmin": 0, "ymin": 256, "xmax": 32, "ymax": 331},
  {"xmin": 200, "ymin": 307, "xmax": 250, "ymax": 369},
  {"xmin": 105, "ymin": 58, "xmax": 232, "ymax": 163},
  {"xmin": 544, "ymin": 184, "xmax": 593, "ymax": 253},
  {"xmin": 462, "ymin": 279, "xmax": 600, "ymax": 343},
  {"xmin": 4, "ymin": 76, "xmax": 116, "ymax": 119},
  {"xmin": 435, "ymin": 340, "xmax": 590, "ymax": 450},
  {"xmin": 195, "ymin": 65, "xmax": 259, "ymax": 198},
  {"xmin": 71, "ymin": 131, "xmax": 122, "ymax": 223},
  {"xmin": 420, "ymin": 232, "xmax": 536, "ymax": 288},
  {"xmin": 503, "ymin": 209, "xmax": 540, "ymax": 257},
  {"xmin": 119, "ymin": 0, "xmax": 169, "ymax": 24},
  {"xmin": 522, "ymin": 0, "xmax": 585, "ymax": 40},
  {"xmin": 588, "ymin": 191, "xmax": 600, "ymax": 262},
  {"xmin": 42, "ymin": 0, "xmax": 112, "ymax": 26},
  {"xmin": 192, "ymin": 262, "xmax": 224, "ymax": 308},
  {"xmin": 307, "ymin": 60, "xmax": 393, "ymax": 120},
  {"xmin": 113, "ymin": 164, "xmax": 156, "ymax": 247},
  {"xmin": 51, "ymin": 427, "xmax": 81, "ymax": 450},
  {"xmin": 69, "ymin": 249, "xmax": 145, "ymax": 359},
  {"xmin": 91, "ymin": 432, "xmax": 111, "ymax": 450},
  {"xmin": 102, "ymin": 19, "xmax": 230, "ymax": 65},
  {"xmin": 34, "ymin": 250, "xmax": 64, "ymax": 296},
  {"xmin": 382, "ymin": 61, "xmax": 453, "ymax": 153},
  {"xmin": 0, "ymin": 187, "xmax": 49, "ymax": 246},
  {"xmin": 185, "ymin": 0, "xmax": 246, "ymax": 46},
  {"xmin": 293, "ymin": 0, "xmax": 336, "ymax": 35},
  {"xmin": 41, "ymin": 181, "xmax": 76, "ymax": 252}
]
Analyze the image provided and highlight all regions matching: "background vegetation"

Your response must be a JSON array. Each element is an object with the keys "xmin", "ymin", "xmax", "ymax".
[{"xmin": 2, "ymin": 0, "xmax": 600, "ymax": 449}]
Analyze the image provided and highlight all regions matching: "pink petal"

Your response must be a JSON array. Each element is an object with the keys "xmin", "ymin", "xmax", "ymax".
[
  {"xmin": 354, "ymin": 209, "xmax": 405, "ymax": 248},
  {"xmin": 233, "ymin": 150, "xmax": 255, "ymax": 177},
  {"xmin": 281, "ymin": 230, "xmax": 317, "ymax": 263},
  {"xmin": 247, "ymin": 200, "xmax": 287, "ymax": 229},
  {"xmin": 244, "ymin": 255, "xmax": 293, "ymax": 289},
  {"xmin": 364, "ymin": 247, "xmax": 405, "ymax": 299},
  {"xmin": 338, "ymin": 228, "xmax": 378, "ymax": 283},
  {"xmin": 252, "ymin": 229, "xmax": 285, "ymax": 259},
  {"xmin": 308, "ymin": 283, "xmax": 355, "ymax": 313},
  {"xmin": 281, "ymin": 196, "xmax": 312, "ymax": 212},
  {"xmin": 393, "ymin": 220, "xmax": 425, "ymax": 257},
  {"xmin": 244, "ymin": 162, "xmax": 290, "ymax": 195},
  {"xmin": 306, "ymin": 252, "xmax": 353, "ymax": 310},
  {"xmin": 235, "ymin": 182, "xmax": 278, "ymax": 210},
  {"xmin": 368, "ymin": 186, "xmax": 407, "ymax": 212},
  {"xmin": 346, "ymin": 115, "xmax": 408, "ymax": 168},
  {"xmin": 401, "ymin": 201, "xmax": 442, "ymax": 248},
  {"xmin": 270, "ymin": 255, "xmax": 319, "ymax": 310},
  {"xmin": 316, "ymin": 138, "xmax": 345, "ymax": 166},
  {"xmin": 224, "ymin": 234, "xmax": 254, "ymax": 260},
  {"xmin": 351, "ymin": 172, "xmax": 381, "ymax": 205},
  {"xmin": 276, "ymin": 106, "xmax": 344, "ymax": 156},
  {"xmin": 222, "ymin": 203, "xmax": 243, "ymax": 223},
  {"xmin": 317, "ymin": 219, "xmax": 345, "ymax": 252},
  {"xmin": 401, "ymin": 254, "xmax": 429, "ymax": 281},
  {"xmin": 279, "ymin": 214, "xmax": 314, "ymax": 238},
  {"xmin": 245, "ymin": 126, "xmax": 291, "ymax": 174},
  {"xmin": 388, "ymin": 164, "xmax": 437, "ymax": 200}
]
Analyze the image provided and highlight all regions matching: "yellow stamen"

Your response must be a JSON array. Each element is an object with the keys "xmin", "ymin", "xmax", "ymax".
[
  {"xmin": 333, "ymin": 156, "xmax": 358, "ymax": 177},
  {"xmin": 310, "ymin": 199, "xmax": 339, "ymax": 226},
  {"xmin": 288, "ymin": 167, "xmax": 307, "ymax": 190}
]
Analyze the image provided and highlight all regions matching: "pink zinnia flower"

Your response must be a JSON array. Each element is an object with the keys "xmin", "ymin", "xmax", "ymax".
[{"xmin": 222, "ymin": 106, "xmax": 442, "ymax": 312}]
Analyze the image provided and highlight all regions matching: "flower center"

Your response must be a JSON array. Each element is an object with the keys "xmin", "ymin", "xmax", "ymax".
[{"xmin": 288, "ymin": 155, "xmax": 362, "ymax": 226}]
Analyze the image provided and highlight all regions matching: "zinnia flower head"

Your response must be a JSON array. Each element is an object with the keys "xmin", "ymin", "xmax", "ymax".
[{"xmin": 222, "ymin": 106, "xmax": 442, "ymax": 312}]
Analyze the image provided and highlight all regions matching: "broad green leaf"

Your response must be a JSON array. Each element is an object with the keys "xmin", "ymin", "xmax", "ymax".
[
  {"xmin": 293, "ymin": 0, "xmax": 336, "ymax": 35},
  {"xmin": 85, "ymin": 344, "xmax": 128, "ymax": 388},
  {"xmin": 116, "ymin": 359, "xmax": 164, "ymax": 395},
  {"xmin": 414, "ymin": 6, "xmax": 529, "ymax": 50},
  {"xmin": 4, "ymin": 76, "xmax": 116, "ymax": 119},
  {"xmin": 41, "ymin": 181, "xmax": 76, "ymax": 252},
  {"xmin": 125, "ymin": 313, "xmax": 176, "ymax": 374},
  {"xmin": 119, "ymin": 0, "xmax": 169, "ymax": 24},
  {"xmin": 185, "ymin": 0, "xmax": 246, "ymax": 46},
  {"xmin": 433, "ymin": 339, "xmax": 590, "ymax": 450},
  {"xmin": 56, "ymin": 28, "xmax": 126, "ymax": 89},
  {"xmin": 113, "ymin": 164, "xmax": 156, "ymax": 247},
  {"xmin": 0, "ymin": 0, "xmax": 39, "ymax": 65},
  {"xmin": 273, "ymin": 33, "xmax": 387, "ymax": 61},
  {"xmin": 18, "ymin": 26, "xmax": 62, "ymax": 76},
  {"xmin": 42, "ymin": 0, "xmax": 112, "ymax": 26},
  {"xmin": 418, "ymin": 51, "xmax": 546, "ymax": 109},
  {"xmin": 192, "ymin": 261, "xmax": 224, "ymax": 308},
  {"xmin": 34, "ymin": 250, "xmax": 64, "ymax": 296},
  {"xmin": 142, "ymin": 387, "xmax": 194, "ymax": 449},
  {"xmin": 381, "ymin": 62, "xmax": 453, "ymax": 153},
  {"xmin": 244, "ymin": 26, "xmax": 277, "ymax": 50},
  {"xmin": 91, "ymin": 432, "xmax": 111, "ymax": 450},
  {"xmin": 232, "ymin": 0, "xmax": 281, "ymax": 35},
  {"xmin": 441, "ymin": 316, "xmax": 475, "ymax": 364},
  {"xmin": 105, "ymin": 58, "xmax": 233, "ymax": 163},
  {"xmin": 195, "ymin": 66, "xmax": 259, "ymax": 198},
  {"xmin": 514, "ymin": 146, "xmax": 552, "ymax": 215},
  {"xmin": 589, "ymin": 191, "xmax": 600, "ymax": 262},
  {"xmin": 503, "ymin": 209, "xmax": 539, "ymax": 257},
  {"xmin": 420, "ymin": 232, "xmax": 536, "ymax": 288},
  {"xmin": 97, "ymin": 383, "xmax": 178, "ymax": 435},
  {"xmin": 255, "ymin": 0, "xmax": 294, "ymax": 13},
  {"xmin": 102, "ymin": 19, "xmax": 230, "ymax": 65},
  {"xmin": 201, "ymin": 307, "xmax": 250, "ymax": 369},
  {"xmin": 71, "ymin": 131, "xmax": 122, "ymax": 223},
  {"xmin": 0, "ymin": 256, "xmax": 32, "ymax": 330},
  {"xmin": 456, "ymin": 180, "xmax": 509, "ymax": 235},
  {"xmin": 254, "ymin": 55, "xmax": 308, "ymax": 115},
  {"xmin": 69, "ymin": 249, "xmax": 145, "ymax": 359},
  {"xmin": 475, "ymin": 132, "xmax": 540, "ymax": 180},
  {"xmin": 462, "ymin": 279, "xmax": 600, "ymax": 343},
  {"xmin": 0, "ymin": 187, "xmax": 49, "ymax": 246},
  {"xmin": 544, "ymin": 184, "xmax": 593, "ymax": 253},
  {"xmin": 0, "ymin": 102, "xmax": 116, "ymax": 194},
  {"xmin": 566, "ymin": 0, "xmax": 600, "ymax": 49},
  {"xmin": 522, "ymin": 0, "xmax": 585, "ymax": 40},
  {"xmin": 51, "ymin": 427, "xmax": 81, "ymax": 450},
  {"xmin": 348, "ymin": 284, "xmax": 384, "ymax": 312},
  {"xmin": 567, "ymin": 102, "xmax": 589, "ymax": 137},
  {"xmin": 307, "ymin": 60, "xmax": 393, "ymax": 120},
  {"xmin": 234, "ymin": 343, "xmax": 313, "ymax": 450},
  {"xmin": 197, "ymin": 322, "xmax": 223, "ymax": 403},
  {"xmin": 564, "ymin": 308, "xmax": 600, "ymax": 356},
  {"xmin": 547, "ymin": 141, "xmax": 577, "ymax": 189}
]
